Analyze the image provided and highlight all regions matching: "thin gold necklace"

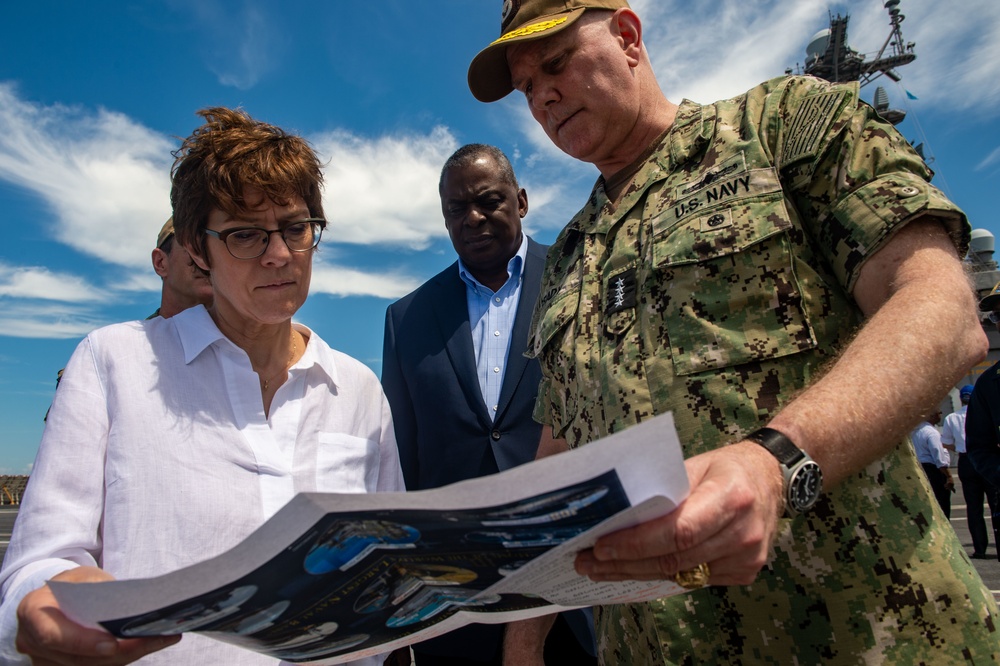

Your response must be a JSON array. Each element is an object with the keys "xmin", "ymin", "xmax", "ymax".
[{"xmin": 261, "ymin": 332, "xmax": 298, "ymax": 391}]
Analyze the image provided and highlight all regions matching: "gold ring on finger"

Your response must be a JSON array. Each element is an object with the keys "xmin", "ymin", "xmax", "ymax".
[{"xmin": 673, "ymin": 562, "xmax": 710, "ymax": 590}]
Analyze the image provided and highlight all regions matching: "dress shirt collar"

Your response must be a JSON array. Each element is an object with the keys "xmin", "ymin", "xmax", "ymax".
[
  {"xmin": 171, "ymin": 305, "xmax": 339, "ymax": 388},
  {"xmin": 174, "ymin": 305, "xmax": 227, "ymax": 364},
  {"xmin": 456, "ymin": 234, "xmax": 528, "ymax": 294},
  {"xmin": 295, "ymin": 322, "xmax": 340, "ymax": 388}
]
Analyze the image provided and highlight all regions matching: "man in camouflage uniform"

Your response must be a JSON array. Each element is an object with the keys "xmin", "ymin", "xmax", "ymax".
[
  {"xmin": 468, "ymin": 1, "xmax": 999, "ymax": 664},
  {"xmin": 149, "ymin": 216, "xmax": 214, "ymax": 319}
]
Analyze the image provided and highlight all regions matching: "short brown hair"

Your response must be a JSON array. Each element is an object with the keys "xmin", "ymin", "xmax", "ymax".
[{"xmin": 170, "ymin": 107, "xmax": 324, "ymax": 260}]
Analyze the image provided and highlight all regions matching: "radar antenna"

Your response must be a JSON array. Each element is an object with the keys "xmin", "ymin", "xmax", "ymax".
[
  {"xmin": 799, "ymin": 1, "xmax": 916, "ymax": 87},
  {"xmin": 860, "ymin": 0, "xmax": 917, "ymax": 86}
]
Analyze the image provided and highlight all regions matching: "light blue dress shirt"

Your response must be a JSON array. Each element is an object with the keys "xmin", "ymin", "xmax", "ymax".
[{"xmin": 457, "ymin": 235, "xmax": 528, "ymax": 422}]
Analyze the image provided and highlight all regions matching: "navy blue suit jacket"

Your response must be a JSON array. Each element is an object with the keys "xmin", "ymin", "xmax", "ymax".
[
  {"xmin": 383, "ymin": 238, "xmax": 547, "ymax": 490},
  {"xmin": 381, "ymin": 238, "xmax": 595, "ymax": 659}
]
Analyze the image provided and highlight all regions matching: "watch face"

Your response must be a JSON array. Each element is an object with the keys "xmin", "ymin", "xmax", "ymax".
[{"xmin": 788, "ymin": 461, "xmax": 823, "ymax": 513}]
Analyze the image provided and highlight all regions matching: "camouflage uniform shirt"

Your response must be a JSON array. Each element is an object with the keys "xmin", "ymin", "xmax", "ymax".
[{"xmin": 528, "ymin": 76, "xmax": 999, "ymax": 665}]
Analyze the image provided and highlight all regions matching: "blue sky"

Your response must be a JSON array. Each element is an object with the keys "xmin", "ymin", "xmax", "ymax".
[{"xmin": 1, "ymin": 0, "xmax": 998, "ymax": 474}]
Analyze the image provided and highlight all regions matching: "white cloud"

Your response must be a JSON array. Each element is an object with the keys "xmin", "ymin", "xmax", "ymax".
[
  {"xmin": 977, "ymin": 145, "xmax": 1000, "ymax": 171},
  {"xmin": 211, "ymin": 7, "xmax": 276, "ymax": 90},
  {"xmin": 0, "ymin": 302, "xmax": 109, "ymax": 339},
  {"xmin": 630, "ymin": 0, "xmax": 1000, "ymax": 114},
  {"xmin": 640, "ymin": 0, "xmax": 832, "ymax": 103},
  {"xmin": 0, "ymin": 263, "xmax": 110, "ymax": 301},
  {"xmin": 0, "ymin": 83, "xmax": 174, "ymax": 270},
  {"xmin": 486, "ymin": 0, "xmax": 995, "ymax": 125},
  {"xmin": 115, "ymin": 271, "xmax": 166, "ymax": 294},
  {"xmin": 172, "ymin": 0, "xmax": 282, "ymax": 90},
  {"xmin": 310, "ymin": 261, "xmax": 421, "ymax": 300},
  {"xmin": 899, "ymin": 0, "xmax": 1000, "ymax": 110},
  {"xmin": 0, "ymin": 89, "xmax": 467, "ymax": 280},
  {"xmin": 315, "ymin": 126, "xmax": 459, "ymax": 249},
  {"xmin": 0, "ymin": 88, "xmax": 455, "ymax": 324}
]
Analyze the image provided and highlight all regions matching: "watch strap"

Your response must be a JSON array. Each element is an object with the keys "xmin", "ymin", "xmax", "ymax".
[{"xmin": 746, "ymin": 427, "xmax": 804, "ymax": 467}]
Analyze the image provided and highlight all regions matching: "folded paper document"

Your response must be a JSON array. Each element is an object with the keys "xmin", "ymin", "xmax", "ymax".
[{"xmin": 52, "ymin": 412, "xmax": 690, "ymax": 664}]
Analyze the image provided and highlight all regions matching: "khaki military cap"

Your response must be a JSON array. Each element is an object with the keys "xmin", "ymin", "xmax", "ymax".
[{"xmin": 467, "ymin": 0, "xmax": 631, "ymax": 103}]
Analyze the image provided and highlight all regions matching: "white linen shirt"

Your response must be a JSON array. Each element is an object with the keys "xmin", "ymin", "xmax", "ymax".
[{"xmin": 0, "ymin": 306, "xmax": 402, "ymax": 665}]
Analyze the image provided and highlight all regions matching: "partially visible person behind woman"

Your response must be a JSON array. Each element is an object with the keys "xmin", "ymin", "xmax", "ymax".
[{"xmin": 0, "ymin": 108, "xmax": 403, "ymax": 665}]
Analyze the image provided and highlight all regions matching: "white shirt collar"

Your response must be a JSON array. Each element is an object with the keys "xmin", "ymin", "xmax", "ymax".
[{"xmin": 172, "ymin": 305, "xmax": 339, "ymax": 388}]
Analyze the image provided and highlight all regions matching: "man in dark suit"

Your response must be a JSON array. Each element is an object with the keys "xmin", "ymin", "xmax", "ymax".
[
  {"xmin": 964, "ymin": 282, "xmax": 1000, "ymax": 560},
  {"xmin": 382, "ymin": 144, "xmax": 596, "ymax": 665}
]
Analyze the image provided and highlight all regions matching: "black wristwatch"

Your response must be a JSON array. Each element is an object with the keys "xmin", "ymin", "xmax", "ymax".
[{"xmin": 746, "ymin": 427, "xmax": 823, "ymax": 517}]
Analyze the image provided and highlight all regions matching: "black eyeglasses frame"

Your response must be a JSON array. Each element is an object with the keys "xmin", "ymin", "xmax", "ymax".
[{"xmin": 202, "ymin": 218, "xmax": 326, "ymax": 259}]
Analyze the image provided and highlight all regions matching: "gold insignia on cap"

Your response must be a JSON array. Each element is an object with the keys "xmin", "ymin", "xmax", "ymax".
[{"xmin": 492, "ymin": 17, "xmax": 569, "ymax": 46}]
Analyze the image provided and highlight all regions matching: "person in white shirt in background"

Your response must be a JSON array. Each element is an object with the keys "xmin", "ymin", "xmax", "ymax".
[
  {"xmin": 911, "ymin": 410, "xmax": 953, "ymax": 518},
  {"xmin": 0, "ymin": 107, "xmax": 403, "ymax": 666}
]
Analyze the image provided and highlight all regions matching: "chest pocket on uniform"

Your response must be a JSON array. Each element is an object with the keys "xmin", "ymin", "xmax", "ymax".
[{"xmin": 651, "ymin": 168, "xmax": 817, "ymax": 376}]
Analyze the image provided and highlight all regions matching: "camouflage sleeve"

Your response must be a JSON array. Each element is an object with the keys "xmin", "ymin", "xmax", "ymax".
[
  {"xmin": 526, "ymin": 232, "xmax": 583, "ymax": 438},
  {"xmin": 769, "ymin": 76, "xmax": 969, "ymax": 293},
  {"xmin": 532, "ymin": 374, "xmax": 557, "ymax": 428},
  {"xmin": 528, "ymin": 287, "xmax": 574, "ymax": 435}
]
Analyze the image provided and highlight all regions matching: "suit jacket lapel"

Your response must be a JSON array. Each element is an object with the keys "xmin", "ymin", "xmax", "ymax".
[{"xmin": 431, "ymin": 264, "xmax": 493, "ymax": 428}]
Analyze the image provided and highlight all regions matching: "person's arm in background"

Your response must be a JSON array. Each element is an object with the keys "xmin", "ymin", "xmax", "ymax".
[{"xmin": 940, "ymin": 415, "xmax": 957, "ymax": 454}]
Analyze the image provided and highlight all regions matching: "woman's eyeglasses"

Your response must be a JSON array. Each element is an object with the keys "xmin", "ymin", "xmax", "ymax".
[{"xmin": 203, "ymin": 219, "xmax": 325, "ymax": 259}]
